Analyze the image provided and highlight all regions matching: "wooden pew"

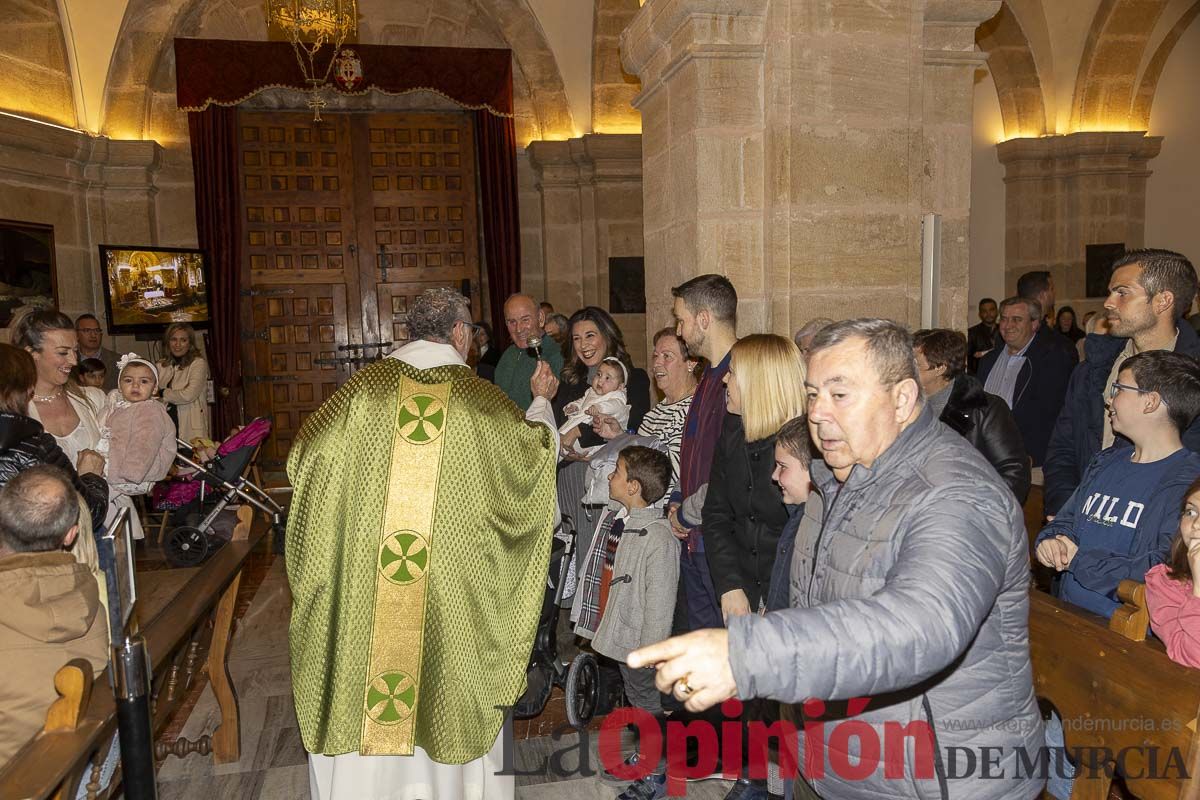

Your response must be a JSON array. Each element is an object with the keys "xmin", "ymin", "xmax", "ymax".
[
  {"xmin": 1029, "ymin": 583, "xmax": 1200, "ymax": 800},
  {"xmin": 0, "ymin": 505, "xmax": 263, "ymax": 800}
]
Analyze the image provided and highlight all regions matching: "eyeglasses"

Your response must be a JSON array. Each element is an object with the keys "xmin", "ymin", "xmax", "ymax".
[{"xmin": 1109, "ymin": 382, "xmax": 1155, "ymax": 399}]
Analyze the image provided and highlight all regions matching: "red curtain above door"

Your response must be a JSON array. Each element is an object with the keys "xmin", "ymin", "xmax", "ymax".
[
  {"xmin": 174, "ymin": 39, "xmax": 514, "ymax": 116},
  {"xmin": 177, "ymin": 39, "xmax": 522, "ymax": 434}
]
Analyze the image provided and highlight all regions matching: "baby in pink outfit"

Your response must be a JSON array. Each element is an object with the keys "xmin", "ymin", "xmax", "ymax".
[{"xmin": 97, "ymin": 354, "xmax": 178, "ymax": 538}]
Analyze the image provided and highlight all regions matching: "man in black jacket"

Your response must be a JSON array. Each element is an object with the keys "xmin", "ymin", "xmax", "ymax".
[
  {"xmin": 1043, "ymin": 248, "xmax": 1200, "ymax": 516},
  {"xmin": 978, "ymin": 296, "xmax": 1075, "ymax": 469},
  {"xmin": 967, "ymin": 297, "xmax": 1000, "ymax": 374},
  {"xmin": 1017, "ymin": 270, "xmax": 1079, "ymax": 364},
  {"xmin": 914, "ymin": 329, "xmax": 1031, "ymax": 503}
]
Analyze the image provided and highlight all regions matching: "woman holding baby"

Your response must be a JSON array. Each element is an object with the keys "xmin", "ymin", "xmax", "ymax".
[{"xmin": 553, "ymin": 307, "xmax": 653, "ymax": 584}]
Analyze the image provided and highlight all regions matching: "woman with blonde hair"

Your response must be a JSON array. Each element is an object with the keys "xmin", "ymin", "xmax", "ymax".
[
  {"xmin": 157, "ymin": 322, "xmax": 210, "ymax": 443},
  {"xmin": 697, "ymin": 333, "xmax": 805, "ymax": 798},
  {"xmin": 702, "ymin": 333, "xmax": 807, "ymax": 618}
]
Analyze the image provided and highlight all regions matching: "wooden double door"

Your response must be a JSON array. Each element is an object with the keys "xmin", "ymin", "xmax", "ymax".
[{"xmin": 237, "ymin": 110, "xmax": 481, "ymax": 473}]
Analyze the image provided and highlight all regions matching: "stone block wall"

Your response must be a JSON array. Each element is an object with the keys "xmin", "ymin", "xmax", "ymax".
[
  {"xmin": 527, "ymin": 134, "xmax": 647, "ymax": 366},
  {"xmin": 0, "ymin": 114, "xmax": 164, "ymax": 356},
  {"xmin": 623, "ymin": 0, "xmax": 1001, "ymax": 340},
  {"xmin": 0, "ymin": 0, "xmax": 76, "ymax": 129},
  {"xmin": 997, "ymin": 131, "xmax": 1160, "ymax": 304}
]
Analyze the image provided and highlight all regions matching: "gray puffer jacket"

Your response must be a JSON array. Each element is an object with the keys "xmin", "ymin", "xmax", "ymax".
[{"xmin": 727, "ymin": 406, "xmax": 1044, "ymax": 800}]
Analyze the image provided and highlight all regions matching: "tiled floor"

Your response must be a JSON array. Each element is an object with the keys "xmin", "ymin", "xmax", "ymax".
[{"xmin": 150, "ymin": 555, "xmax": 737, "ymax": 799}]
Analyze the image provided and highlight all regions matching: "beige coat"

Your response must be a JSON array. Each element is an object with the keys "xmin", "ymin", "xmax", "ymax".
[
  {"xmin": 0, "ymin": 551, "xmax": 109, "ymax": 764},
  {"xmin": 158, "ymin": 357, "xmax": 210, "ymax": 444}
]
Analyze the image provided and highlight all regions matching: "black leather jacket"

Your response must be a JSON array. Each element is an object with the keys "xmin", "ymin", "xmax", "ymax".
[
  {"xmin": 0, "ymin": 411, "xmax": 109, "ymax": 530},
  {"xmin": 701, "ymin": 414, "xmax": 789, "ymax": 611},
  {"xmin": 939, "ymin": 374, "xmax": 1031, "ymax": 505}
]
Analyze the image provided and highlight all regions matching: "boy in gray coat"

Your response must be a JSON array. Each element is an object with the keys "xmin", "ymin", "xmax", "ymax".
[{"xmin": 579, "ymin": 446, "xmax": 678, "ymax": 800}]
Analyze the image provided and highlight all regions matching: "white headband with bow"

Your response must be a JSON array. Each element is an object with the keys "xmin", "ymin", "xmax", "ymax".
[{"xmin": 116, "ymin": 353, "xmax": 159, "ymax": 384}]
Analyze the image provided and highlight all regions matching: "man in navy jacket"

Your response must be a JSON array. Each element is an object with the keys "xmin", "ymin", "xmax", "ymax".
[
  {"xmin": 978, "ymin": 297, "xmax": 1075, "ymax": 468},
  {"xmin": 1043, "ymin": 249, "xmax": 1200, "ymax": 516}
]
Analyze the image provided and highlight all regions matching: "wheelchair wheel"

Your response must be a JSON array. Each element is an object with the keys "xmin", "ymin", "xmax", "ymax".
[
  {"xmin": 514, "ymin": 662, "xmax": 554, "ymax": 720},
  {"xmin": 565, "ymin": 652, "xmax": 599, "ymax": 729},
  {"xmin": 163, "ymin": 525, "xmax": 210, "ymax": 568}
]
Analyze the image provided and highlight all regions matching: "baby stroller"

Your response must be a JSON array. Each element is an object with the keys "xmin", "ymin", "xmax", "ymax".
[
  {"xmin": 514, "ymin": 519, "xmax": 602, "ymax": 729},
  {"xmin": 151, "ymin": 417, "xmax": 287, "ymax": 568}
]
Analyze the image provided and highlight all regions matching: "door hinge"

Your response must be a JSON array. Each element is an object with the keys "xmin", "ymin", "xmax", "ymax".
[
  {"xmin": 240, "ymin": 329, "xmax": 269, "ymax": 342},
  {"xmin": 245, "ymin": 375, "xmax": 291, "ymax": 383}
]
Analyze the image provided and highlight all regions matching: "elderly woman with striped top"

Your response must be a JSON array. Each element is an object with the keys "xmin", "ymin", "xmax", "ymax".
[{"xmin": 592, "ymin": 327, "xmax": 701, "ymax": 490}]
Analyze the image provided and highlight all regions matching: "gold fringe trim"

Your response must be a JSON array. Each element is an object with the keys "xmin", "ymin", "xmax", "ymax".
[{"xmin": 179, "ymin": 84, "xmax": 514, "ymax": 118}]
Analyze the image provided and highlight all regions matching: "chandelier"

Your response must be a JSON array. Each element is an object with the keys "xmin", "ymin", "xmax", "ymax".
[{"xmin": 265, "ymin": 0, "xmax": 358, "ymax": 121}]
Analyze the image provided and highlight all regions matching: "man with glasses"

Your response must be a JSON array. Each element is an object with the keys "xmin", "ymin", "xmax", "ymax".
[
  {"xmin": 1044, "ymin": 249, "xmax": 1200, "ymax": 517},
  {"xmin": 977, "ymin": 296, "xmax": 1074, "ymax": 474},
  {"xmin": 74, "ymin": 314, "xmax": 118, "ymax": 391}
]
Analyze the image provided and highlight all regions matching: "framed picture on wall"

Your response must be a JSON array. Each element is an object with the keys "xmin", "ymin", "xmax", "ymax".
[{"xmin": 0, "ymin": 219, "xmax": 57, "ymax": 326}]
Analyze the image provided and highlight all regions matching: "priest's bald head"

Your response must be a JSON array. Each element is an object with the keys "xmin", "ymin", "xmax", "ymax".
[{"xmin": 408, "ymin": 287, "xmax": 474, "ymax": 360}]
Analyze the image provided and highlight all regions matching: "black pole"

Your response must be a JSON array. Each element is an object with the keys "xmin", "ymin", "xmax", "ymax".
[{"xmin": 113, "ymin": 635, "xmax": 158, "ymax": 800}]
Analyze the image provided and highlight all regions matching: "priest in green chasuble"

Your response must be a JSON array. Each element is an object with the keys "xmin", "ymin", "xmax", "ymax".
[{"xmin": 286, "ymin": 287, "xmax": 561, "ymax": 800}]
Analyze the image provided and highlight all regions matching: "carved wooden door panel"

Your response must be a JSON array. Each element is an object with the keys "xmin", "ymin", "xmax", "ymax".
[
  {"xmin": 349, "ymin": 112, "xmax": 481, "ymax": 348},
  {"xmin": 238, "ymin": 112, "xmax": 364, "ymax": 471},
  {"xmin": 237, "ymin": 110, "xmax": 482, "ymax": 475},
  {"xmin": 245, "ymin": 284, "xmax": 350, "ymax": 468}
]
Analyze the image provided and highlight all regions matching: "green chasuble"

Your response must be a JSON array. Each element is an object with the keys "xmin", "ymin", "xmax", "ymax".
[{"xmin": 285, "ymin": 357, "xmax": 557, "ymax": 764}]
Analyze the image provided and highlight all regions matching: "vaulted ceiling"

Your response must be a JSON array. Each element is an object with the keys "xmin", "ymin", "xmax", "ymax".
[{"xmin": 0, "ymin": 0, "xmax": 637, "ymax": 145}]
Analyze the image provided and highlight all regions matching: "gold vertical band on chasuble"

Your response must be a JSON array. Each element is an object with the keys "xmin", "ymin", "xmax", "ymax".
[{"xmin": 359, "ymin": 376, "xmax": 452, "ymax": 754}]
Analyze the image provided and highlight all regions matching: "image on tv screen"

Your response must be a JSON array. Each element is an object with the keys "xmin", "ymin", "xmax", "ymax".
[{"xmin": 100, "ymin": 246, "xmax": 210, "ymax": 332}]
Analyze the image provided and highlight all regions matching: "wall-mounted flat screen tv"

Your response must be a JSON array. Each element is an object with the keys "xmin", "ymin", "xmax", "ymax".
[{"xmin": 98, "ymin": 245, "xmax": 211, "ymax": 334}]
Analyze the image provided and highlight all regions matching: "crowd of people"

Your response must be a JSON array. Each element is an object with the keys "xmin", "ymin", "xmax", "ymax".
[
  {"xmin": 0, "ymin": 310, "xmax": 212, "ymax": 773},
  {"xmin": 6, "ymin": 247, "xmax": 1200, "ymax": 800},
  {"xmin": 280, "ymin": 246, "xmax": 1200, "ymax": 800}
]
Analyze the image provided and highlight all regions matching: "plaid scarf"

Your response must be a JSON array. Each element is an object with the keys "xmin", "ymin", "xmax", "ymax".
[{"xmin": 574, "ymin": 510, "xmax": 625, "ymax": 637}]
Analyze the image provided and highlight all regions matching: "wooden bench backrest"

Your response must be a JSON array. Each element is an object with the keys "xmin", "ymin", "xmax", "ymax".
[
  {"xmin": 1029, "ymin": 587, "xmax": 1200, "ymax": 799},
  {"xmin": 0, "ymin": 512, "xmax": 262, "ymax": 800}
]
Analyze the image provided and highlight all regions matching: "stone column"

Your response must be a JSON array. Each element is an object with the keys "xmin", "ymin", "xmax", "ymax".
[
  {"xmin": 622, "ymin": 0, "xmax": 1000, "ymax": 339},
  {"xmin": 622, "ymin": 0, "xmax": 770, "ymax": 334},
  {"xmin": 997, "ymin": 132, "xmax": 1162, "ymax": 301},
  {"xmin": 527, "ymin": 134, "xmax": 647, "ymax": 364}
]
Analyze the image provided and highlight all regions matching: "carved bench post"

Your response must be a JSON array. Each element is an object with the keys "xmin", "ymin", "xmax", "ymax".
[{"xmin": 209, "ymin": 504, "xmax": 254, "ymax": 763}]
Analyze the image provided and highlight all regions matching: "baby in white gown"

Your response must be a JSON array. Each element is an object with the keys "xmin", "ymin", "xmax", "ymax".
[{"xmin": 558, "ymin": 357, "xmax": 630, "ymax": 458}]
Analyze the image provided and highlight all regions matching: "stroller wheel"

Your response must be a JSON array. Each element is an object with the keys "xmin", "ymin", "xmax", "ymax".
[
  {"xmin": 513, "ymin": 662, "xmax": 554, "ymax": 720},
  {"xmin": 163, "ymin": 525, "xmax": 210, "ymax": 568},
  {"xmin": 565, "ymin": 652, "xmax": 599, "ymax": 729}
]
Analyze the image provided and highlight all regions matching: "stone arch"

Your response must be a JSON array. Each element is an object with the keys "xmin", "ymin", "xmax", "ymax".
[
  {"xmin": 1131, "ymin": 0, "xmax": 1200, "ymax": 128},
  {"xmin": 0, "ymin": 0, "xmax": 76, "ymax": 127},
  {"xmin": 101, "ymin": 0, "xmax": 573, "ymax": 145},
  {"xmin": 1069, "ymin": 0, "xmax": 1170, "ymax": 131},
  {"xmin": 591, "ymin": 0, "xmax": 640, "ymax": 133},
  {"xmin": 976, "ymin": 2, "xmax": 1048, "ymax": 139}
]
